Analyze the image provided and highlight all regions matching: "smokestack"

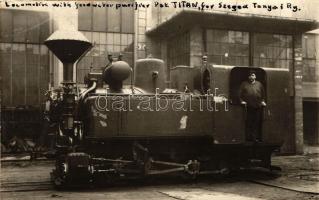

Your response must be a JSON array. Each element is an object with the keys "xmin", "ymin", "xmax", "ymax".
[
  {"xmin": 44, "ymin": 30, "xmax": 92, "ymax": 134},
  {"xmin": 44, "ymin": 30, "xmax": 92, "ymax": 83}
]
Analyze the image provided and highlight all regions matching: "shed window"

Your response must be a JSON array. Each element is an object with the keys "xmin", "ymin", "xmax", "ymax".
[
  {"xmin": 206, "ymin": 29, "xmax": 249, "ymax": 66},
  {"xmin": 253, "ymin": 33, "xmax": 293, "ymax": 69},
  {"xmin": 302, "ymin": 34, "xmax": 319, "ymax": 82},
  {"xmin": 0, "ymin": 9, "xmax": 50, "ymax": 106},
  {"xmin": 78, "ymin": 1, "xmax": 134, "ymax": 33}
]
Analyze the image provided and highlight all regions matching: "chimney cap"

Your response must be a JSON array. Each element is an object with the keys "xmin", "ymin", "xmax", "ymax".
[
  {"xmin": 45, "ymin": 29, "xmax": 90, "ymax": 43},
  {"xmin": 44, "ymin": 30, "xmax": 92, "ymax": 63}
]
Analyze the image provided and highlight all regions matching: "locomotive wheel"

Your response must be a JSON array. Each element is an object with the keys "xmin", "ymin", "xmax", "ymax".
[
  {"xmin": 51, "ymin": 170, "xmax": 65, "ymax": 189},
  {"xmin": 218, "ymin": 160, "xmax": 231, "ymax": 175},
  {"xmin": 52, "ymin": 153, "xmax": 92, "ymax": 188},
  {"xmin": 51, "ymin": 155, "xmax": 67, "ymax": 188}
]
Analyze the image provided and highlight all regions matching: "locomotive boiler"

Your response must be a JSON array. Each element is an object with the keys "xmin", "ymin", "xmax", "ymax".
[{"xmin": 44, "ymin": 30, "xmax": 289, "ymax": 187}]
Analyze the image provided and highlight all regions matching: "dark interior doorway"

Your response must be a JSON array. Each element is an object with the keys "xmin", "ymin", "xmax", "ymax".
[{"xmin": 303, "ymin": 100, "xmax": 319, "ymax": 145}]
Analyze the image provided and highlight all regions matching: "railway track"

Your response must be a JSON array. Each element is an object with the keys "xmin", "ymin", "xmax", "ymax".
[
  {"xmin": 1, "ymin": 152, "xmax": 52, "ymax": 162},
  {"xmin": 1, "ymin": 159, "xmax": 318, "ymax": 196},
  {"xmin": 247, "ymin": 180, "xmax": 319, "ymax": 195},
  {"xmin": 1, "ymin": 181, "xmax": 53, "ymax": 192},
  {"xmin": 1, "ymin": 175, "xmax": 318, "ymax": 195}
]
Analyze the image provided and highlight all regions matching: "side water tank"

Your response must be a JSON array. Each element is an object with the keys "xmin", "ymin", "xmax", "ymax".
[{"xmin": 134, "ymin": 58, "xmax": 166, "ymax": 93}]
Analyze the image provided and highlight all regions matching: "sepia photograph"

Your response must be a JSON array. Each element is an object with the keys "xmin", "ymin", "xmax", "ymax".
[{"xmin": 0, "ymin": 0, "xmax": 318, "ymax": 199}]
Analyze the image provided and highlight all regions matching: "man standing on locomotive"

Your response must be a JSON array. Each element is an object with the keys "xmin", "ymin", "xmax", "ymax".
[{"xmin": 239, "ymin": 71, "xmax": 266, "ymax": 142}]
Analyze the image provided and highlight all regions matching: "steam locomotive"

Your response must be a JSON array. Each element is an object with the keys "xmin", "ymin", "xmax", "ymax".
[{"xmin": 44, "ymin": 29, "xmax": 289, "ymax": 186}]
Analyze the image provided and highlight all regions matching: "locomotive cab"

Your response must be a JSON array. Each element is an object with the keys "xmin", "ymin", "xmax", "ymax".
[{"xmin": 206, "ymin": 65, "xmax": 288, "ymax": 147}]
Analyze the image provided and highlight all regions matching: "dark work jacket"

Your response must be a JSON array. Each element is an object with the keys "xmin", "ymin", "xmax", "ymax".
[{"xmin": 239, "ymin": 81, "xmax": 265, "ymax": 108}]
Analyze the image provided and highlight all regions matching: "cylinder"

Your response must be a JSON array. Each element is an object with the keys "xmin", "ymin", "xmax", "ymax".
[{"xmin": 134, "ymin": 58, "xmax": 166, "ymax": 93}]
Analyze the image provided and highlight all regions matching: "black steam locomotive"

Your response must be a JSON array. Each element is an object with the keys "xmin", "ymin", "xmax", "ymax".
[{"xmin": 44, "ymin": 30, "xmax": 289, "ymax": 186}]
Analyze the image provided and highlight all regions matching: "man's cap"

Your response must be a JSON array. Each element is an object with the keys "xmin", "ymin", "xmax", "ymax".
[{"xmin": 248, "ymin": 70, "xmax": 257, "ymax": 75}]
